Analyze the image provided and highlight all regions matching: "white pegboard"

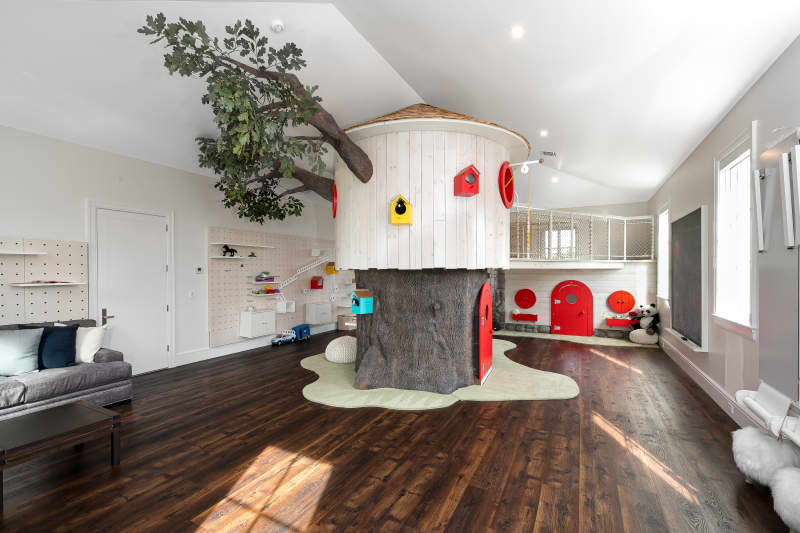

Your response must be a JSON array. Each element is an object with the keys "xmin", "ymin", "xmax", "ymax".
[
  {"xmin": 208, "ymin": 227, "xmax": 350, "ymax": 347},
  {"xmin": 0, "ymin": 237, "xmax": 88, "ymax": 325}
]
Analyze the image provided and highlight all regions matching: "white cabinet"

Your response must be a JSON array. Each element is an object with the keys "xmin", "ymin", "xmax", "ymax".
[
  {"xmin": 305, "ymin": 302, "xmax": 333, "ymax": 324},
  {"xmin": 239, "ymin": 310, "xmax": 276, "ymax": 338}
]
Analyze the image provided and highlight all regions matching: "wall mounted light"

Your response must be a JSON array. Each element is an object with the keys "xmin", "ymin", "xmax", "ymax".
[{"xmin": 509, "ymin": 158, "xmax": 544, "ymax": 174}]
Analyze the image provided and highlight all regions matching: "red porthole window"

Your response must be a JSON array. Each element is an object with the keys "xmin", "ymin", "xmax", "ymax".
[{"xmin": 498, "ymin": 161, "xmax": 514, "ymax": 209}]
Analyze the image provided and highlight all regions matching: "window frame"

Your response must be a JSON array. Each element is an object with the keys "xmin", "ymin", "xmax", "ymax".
[
  {"xmin": 712, "ymin": 131, "xmax": 757, "ymax": 337},
  {"xmin": 657, "ymin": 206, "xmax": 670, "ymax": 301}
]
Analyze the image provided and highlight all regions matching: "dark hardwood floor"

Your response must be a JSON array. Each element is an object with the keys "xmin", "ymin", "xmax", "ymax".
[{"xmin": 0, "ymin": 332, "xmax": 786, "ymax": 532}]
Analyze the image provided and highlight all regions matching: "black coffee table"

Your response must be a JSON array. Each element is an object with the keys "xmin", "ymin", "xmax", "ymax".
[{"xmin": 0, "ymin": 401, "xmax": 120, "ymax": 512}]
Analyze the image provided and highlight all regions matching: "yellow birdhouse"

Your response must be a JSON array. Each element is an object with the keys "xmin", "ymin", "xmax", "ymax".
[
  {"xmin": 325, "ymin": 262, "xmax": 338, "ymax": 275},
  {"xmin": 390, "ymin": 195, "xmax": 413, "ymax": 225}
]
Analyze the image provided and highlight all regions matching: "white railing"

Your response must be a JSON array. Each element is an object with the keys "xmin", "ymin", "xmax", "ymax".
[{"xmin": 510, "ymin": 206, "xmax": 654, "ymax": 261}]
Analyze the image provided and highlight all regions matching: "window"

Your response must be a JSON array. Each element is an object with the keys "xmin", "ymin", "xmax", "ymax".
[
  {"xmin": 657, "ymin": 209, "xmax": 670, "ymax": 299},
  {"xmin": 715, "ymin": 149, "xmax": 751, "ymax": 326},
  {"xmin": 545, "ymin": 229, "xmax": 575, "ymax": 259}
]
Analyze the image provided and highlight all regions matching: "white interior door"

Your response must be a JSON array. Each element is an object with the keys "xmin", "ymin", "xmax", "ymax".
[{"xmin": 96, "ymin": 208, "xmax": 170, "ymax": 375}]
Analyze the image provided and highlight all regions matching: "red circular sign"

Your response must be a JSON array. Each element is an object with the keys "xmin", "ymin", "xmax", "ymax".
[
  {"xmin": 514, "ymin": 289, "xmax": 536, "ymax": 309},
  {"xmin": 498, "ymin": 161, "xmax": 514, "ymax": 209},
  {"xmin": 608, "ymin": 290, "xmax": 635, "ymax": 313},
  {"xmin": 332, "ymin": 183, "xmax": 337, "ymax": 218}
]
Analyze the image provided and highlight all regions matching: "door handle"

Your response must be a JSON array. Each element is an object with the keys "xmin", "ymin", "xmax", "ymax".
[{"xmin": 101, "ymin": 308, "xmax": 115, "ymax": 326}]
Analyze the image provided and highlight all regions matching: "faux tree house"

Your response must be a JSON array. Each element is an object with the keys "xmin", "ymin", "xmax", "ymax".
[{"xmin": 334, "ymin": 104, "xmax": 530, "ymax": 393}]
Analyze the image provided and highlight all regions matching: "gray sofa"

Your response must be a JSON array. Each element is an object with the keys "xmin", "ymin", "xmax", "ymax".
[{"xmin": 0, "ymin": 319, "xmax": 132, "ymax": 421}]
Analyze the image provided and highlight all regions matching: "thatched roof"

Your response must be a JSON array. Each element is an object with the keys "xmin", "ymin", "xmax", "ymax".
[{"xmin": 346, "ymin": 103, "xmax": 530, "ymax": 155}]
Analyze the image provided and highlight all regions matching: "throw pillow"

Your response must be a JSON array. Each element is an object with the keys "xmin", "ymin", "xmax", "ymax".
[
  {"xmin": 20, "ymin": 324, "xmax": 78, "ymax": 369},
  {"xmin": 0, "ymin": 328, "xmax": 43, "ymax": 376},
  {"xmin": 75, "ymin": 326, "xmax": 105, "ymax": 363}
]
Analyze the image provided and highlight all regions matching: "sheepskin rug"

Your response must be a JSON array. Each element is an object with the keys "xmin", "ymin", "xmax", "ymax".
[
  {"xmin": 772, "ymin": 467, "xmax": 800, "ymax": 531},
  {"xmin": 732, "ymin": 427, "xmax": 800, "ymax": 486}
]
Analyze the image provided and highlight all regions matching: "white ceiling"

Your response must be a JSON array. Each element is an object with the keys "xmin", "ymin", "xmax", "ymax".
[
  {"xmin": 329, "ymin": 0, "xmax": 800, "ymax": 206},
  {"xmin": 1, "ymin": 1, "xmax": 799, "ymax": 208},
  {"xmin": 0, "ymin": 1, "xmax": 420, "ymax": 202}
]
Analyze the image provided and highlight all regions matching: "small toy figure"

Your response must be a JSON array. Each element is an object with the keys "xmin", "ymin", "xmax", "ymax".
[{"xmin": 221, "ymin": 244, "xmax": 238, "ymax": 257}]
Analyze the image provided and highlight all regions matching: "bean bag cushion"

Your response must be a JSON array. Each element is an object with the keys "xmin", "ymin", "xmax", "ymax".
[{"xmin": 325, "ymin": 336, "xmax": 357, "ymax": 364}]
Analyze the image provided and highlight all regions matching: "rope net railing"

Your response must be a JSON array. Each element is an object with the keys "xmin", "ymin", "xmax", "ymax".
[{"xmin": 510, "ymin": 206, "xmax": 654, "ymax": 261}]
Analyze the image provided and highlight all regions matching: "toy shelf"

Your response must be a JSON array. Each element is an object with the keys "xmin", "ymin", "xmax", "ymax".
[
  {"xmin": 9, "ymin": 282, "xmax": 86, "ymax": 287},
  {"xmin": 248, "ymin": 293, "xmax": 281, "ymax": 298},
  {"xmin": 606, "ymin": 318, "xmax": 632, "ymax": 327},
  {"xmin": 209, "ymin": 242, "xmax": 275, "ymax": 249},
  {"xmin": 210, "ymin": 256, "xmax": 253, "ymax": 260},
  {"xmin": 0, "ymin": 251, "xmax": 48, "ymax": 256},
  {"xmin": 248, "ymin": 280, "xmax": 280, "ymax": 284}
]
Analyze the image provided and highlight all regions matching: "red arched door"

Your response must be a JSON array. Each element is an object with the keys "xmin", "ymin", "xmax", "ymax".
[
  {"xmin": 551, "ymin": 280, "xmax": 593, "ymax": 336},
  {"xmin": 477, "ymin": 281, "xmax": 493, "ymax": 383}
]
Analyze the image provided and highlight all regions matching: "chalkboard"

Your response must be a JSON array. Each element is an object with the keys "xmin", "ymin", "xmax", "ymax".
[{"xmin": 670, "ymin": 209, "xmax": 702, "ymax": 345}]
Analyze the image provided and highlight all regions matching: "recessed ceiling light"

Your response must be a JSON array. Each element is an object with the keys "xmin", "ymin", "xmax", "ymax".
[
  {"xmin": 271, "ymin": 19, "xmax": 285, "ymax": 33},
  {"xmin": 511, "ymin": 26, "xmax": 524, "ymax": 39},
  {"xmin": 551, "ymin": 176, "xmax": 560, "ymax": 183},
  {"xmin": 540, "ymin": 130, "xmax": 548, "ymax": 137}
]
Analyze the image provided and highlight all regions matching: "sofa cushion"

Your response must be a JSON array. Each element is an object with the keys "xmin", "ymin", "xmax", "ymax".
[
  {"xmin": 0, "ymin": 377, "xmax": 26, "ymax": 408},
  {"xmin": 21, "ymin": 324, "xmax": 78, "ymax": 369},
  {"xmin": 13, "ymin": 362, "xmax": 132, "ymax": 403},
  {"xmin": 0, "ymin": 328, "xmax": 43, "ymax": 376},
  {"xmin": 93, "ymin": 348, "xmax": 124, "ymax": 363}
]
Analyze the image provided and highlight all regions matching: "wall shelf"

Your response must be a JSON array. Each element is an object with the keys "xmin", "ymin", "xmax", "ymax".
[
  {"xmin": 248, "ymin": 280, "xmax": 280, "ymax": 284},
  {"xmin": 248, "ymin": 293, "xmax": 281, "ymax": 298},
  {"xmin": 209, "ymin": 243, "xmax": 275, "ymax": 249},
  {"xmin": 9, "ymin": 282, "xmax": 86, "ymax": 287},
  {"xmin": 0, "ymin": 251, "xmax": 48, "ymax": 256},
  {"xmin": 210, "ymin": 256, "xmax": 253, "ymax": 260}
]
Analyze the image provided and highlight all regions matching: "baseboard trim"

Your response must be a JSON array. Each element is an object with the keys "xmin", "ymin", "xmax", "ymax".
[
  {"xmin": 175, "ymin": 323, "xmax": 339, "ymax": 366},
  {"xmin": 660, "ymin": 336, "xmax": 765, "ymax": 430}
]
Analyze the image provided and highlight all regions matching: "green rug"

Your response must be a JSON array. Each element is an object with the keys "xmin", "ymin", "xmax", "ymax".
[
  {"xmin": 495, "ymin": 329, "xmax": 660, "ymax": 348},
  {"xmin": 300, "ymin": 339, "xmax": 579, "ymax": 410}
]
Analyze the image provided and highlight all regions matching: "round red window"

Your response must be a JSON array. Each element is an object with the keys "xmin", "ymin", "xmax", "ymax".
[
  {"xmin": 514, "ymin": 288, "xmax": 536, "ymax": 309},
  {"xmin": 608, "ymin": 290, "xmax": 635, "ymax": 313},
  {"xmin": 498, "ymin": 161, "xmax": 514, "ymax": 209}
]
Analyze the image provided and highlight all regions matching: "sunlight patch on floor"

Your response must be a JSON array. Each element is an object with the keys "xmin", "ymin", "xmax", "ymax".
[
  {"xmin": 192, "ymin": 446, "xmax": 332, "ymax": 533},
  {"xmin": 592, "ymin": 411, "xmax": 699, "ymax": 504},
  {"xmin": 588, "ymin": 348, "xmax": 643, "ymax": 374}
]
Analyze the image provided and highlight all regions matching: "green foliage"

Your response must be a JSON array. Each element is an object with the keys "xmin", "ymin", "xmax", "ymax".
[{"xmin": 139, "ymin": 13, "xmax": 327, "ymax": 222}]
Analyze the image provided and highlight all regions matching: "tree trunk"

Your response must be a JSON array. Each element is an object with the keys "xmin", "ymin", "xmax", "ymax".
[{"xmin": 354, "ymin": 269, "xmax": 489, "ymax": 394}]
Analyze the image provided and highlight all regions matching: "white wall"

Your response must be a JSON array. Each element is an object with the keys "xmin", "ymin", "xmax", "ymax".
[
  {"xmin": 505, "ymin": 263, "xmax": 655, "ymax": 328},
  {"xmin": 0, "ymin": 125, "xmax": 333, "ymax": 362},
  {"xmin": 648, "ymin": 36, "xmax": 800, "ymax": 404}
]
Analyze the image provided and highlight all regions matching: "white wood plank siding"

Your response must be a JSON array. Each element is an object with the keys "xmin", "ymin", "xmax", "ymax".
[
  {"xmin": 375, "ymin": 135, "xmax": 388, "ymax": 270},
  {"xmin": 421, "ymin": 132, "xmax": 435, "ymax": 268},
  {"xmin": 335, "ymin": 130, "xmax": 511, "ymax": 270},
  {"xmin": 433, "ymin": 132, "xmax": 447, "ymax": 267},
  {"xmin": 397, "ymin": 131, "xmax": 411, "ymax": 270},
  {"xmin": 386, "ymin": 132, "xmax": 399, "ymax": 268},
  {"xmin": 504, "ymin": 262, "xmax": 657, "ymax": 327},
  {"xmin": 409, "ymin": 131, "xmax": 423, "ymax": 269}
]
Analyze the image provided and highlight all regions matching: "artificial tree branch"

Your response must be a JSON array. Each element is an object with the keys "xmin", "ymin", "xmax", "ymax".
[
  {"xmin": 140, "ymin": 14, "xmax": 353, "ymax": 221},
  {"xmin": 277, "ymin": 185, "xmax": 310, "ymax": 198},
  {"xmin": 220, "ymin": 56, "xmax": 372, "ymax": 184}
]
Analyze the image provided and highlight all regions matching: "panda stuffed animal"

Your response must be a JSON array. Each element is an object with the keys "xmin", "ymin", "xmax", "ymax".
[
  {"xmin": 638, "ymin": 304, "xmax": 660, "ymax": 334},
  {"xmin": 630, "ymin": 304, "xmax": 660, "ymax": 345}
]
